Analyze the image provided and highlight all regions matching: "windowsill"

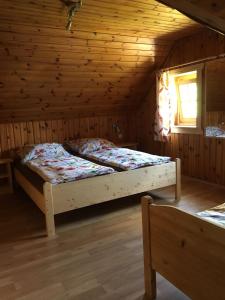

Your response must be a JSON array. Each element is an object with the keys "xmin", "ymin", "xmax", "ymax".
[
  {"xmin": 171, "ymin": 126, "xmax": 203, "ymax": 134},
  {"xmin": 173, "ymin": 125, "xmax": 196, "ymax": 128}
]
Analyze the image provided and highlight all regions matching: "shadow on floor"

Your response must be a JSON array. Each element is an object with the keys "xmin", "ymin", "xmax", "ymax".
[{"xmin": 0, "ymin": 187, "xmax": 142, "ymax": 245}]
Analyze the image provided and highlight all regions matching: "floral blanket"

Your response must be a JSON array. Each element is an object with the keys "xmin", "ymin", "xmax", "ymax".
[
  {"xmin": 205, "ymin": 126, "xmax": 225, "ymax": 138},
  {"xmin": 26, "ymin": 156, "xmax": 115, "ymax": 184},
  {"xmin": 197, "ymin": 203, "xmax": 225, "ymax": 228},
  {"xmin": 85, "ymin": 147, "xmax": 171, "ymax": 170}
]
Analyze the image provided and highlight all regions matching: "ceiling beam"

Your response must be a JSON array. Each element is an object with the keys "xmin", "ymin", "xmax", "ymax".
[{"xmin": 158, "ymin": 0, "xmax": 225, "ymax": 35}]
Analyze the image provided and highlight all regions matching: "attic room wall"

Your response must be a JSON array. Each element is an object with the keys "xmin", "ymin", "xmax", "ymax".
[
  {"xmin": 0, "ymin": 0, "xmax": 162, "ymax": 155},
  {"xmin": 138, "ymin": 29, "xmax": 225, "ymax": 185},
  {"xmin": 2, "ymin": 0, "xmax": 198, "ymax": 155},
  {"xmin": 0, "ymin": 6, "xmax": 147, "ymax": 122},
  {"xmin": 0, "ymin": 0, "xmax": 187, "ymax": 122},
  {"xmin": 0, "ymin": 114, "xmax": 137, "ymax": 157}
]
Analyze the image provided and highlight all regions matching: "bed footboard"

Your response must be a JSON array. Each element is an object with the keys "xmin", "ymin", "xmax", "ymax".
[{"xmin": 141, "ymin": 195, "xmax": 225, "ymax": 300}]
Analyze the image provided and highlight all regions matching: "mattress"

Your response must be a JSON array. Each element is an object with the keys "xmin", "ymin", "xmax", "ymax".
[
  {"xmin": 83, "ymin": 147, "xmax": 171, "ymax": 171},
  {"xmin": 197, "ymin": 203, "xmax": 225, "ymax": 228}
]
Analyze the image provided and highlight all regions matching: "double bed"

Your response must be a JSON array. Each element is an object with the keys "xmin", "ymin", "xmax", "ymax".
[
  {"xmin": 14, "ymin": 140, "xmax": 181, "ymax": 238},
  {"xmin": 141, "ymin": 196, "xmax": 225, "ymax": 300}
]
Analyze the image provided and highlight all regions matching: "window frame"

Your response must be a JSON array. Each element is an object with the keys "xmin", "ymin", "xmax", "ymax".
[{"xmin": 169, "ymin": 64, "xmax": 204, "ymax": 135}]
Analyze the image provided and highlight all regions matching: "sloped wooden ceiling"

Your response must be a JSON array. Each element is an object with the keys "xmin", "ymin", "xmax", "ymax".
[
  {"xmin": 0, "ymin": 0, "xmax": 200, "ymax": 122},
  {"xmin": 158, "ymin": 0, "xmax": 225, "ymax": 35}
]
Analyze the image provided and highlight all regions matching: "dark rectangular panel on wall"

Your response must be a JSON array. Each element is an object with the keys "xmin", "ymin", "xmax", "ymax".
[{"xmin": 206, "ymin": 58, "xmax": 225, "ymax": 111}]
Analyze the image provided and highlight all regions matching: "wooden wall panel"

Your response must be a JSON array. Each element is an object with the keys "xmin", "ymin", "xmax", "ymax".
[
  {"xmin": 206, "ymin": 111, "xmax": 225, "ymax": 127},
  {"xmin": 138, "ymin": 29, "xmax": 225, "ymax": 186},
  {"xmin": 0, "ymin": 113, "xmax": 138, "ymax": 157},
  {"xmin": 0, "ymin": 0, "xmax": 200, "ymax": 122}
]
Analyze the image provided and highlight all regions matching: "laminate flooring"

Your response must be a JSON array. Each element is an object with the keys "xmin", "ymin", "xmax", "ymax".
[{"xmin": 0, "ymin": 177, "xmax": 224, "ymax": 300}]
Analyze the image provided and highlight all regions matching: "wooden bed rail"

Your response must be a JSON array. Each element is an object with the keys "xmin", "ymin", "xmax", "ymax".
[
  {"xmin": 14, "ymin": 157, "xmax": 180, "ymax": 238},
  {"xmin": 175, "ymin": 158, "xmax": 181, "ymax": 202},
  {"xmin": 141, "ymin": 195, "xmax": 225, "ymax": 300}
]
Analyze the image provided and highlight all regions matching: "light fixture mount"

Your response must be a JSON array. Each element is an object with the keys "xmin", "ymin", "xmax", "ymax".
[{"xmin": 61, "ymin": 0, "xmax": 83, "ymax": 31}]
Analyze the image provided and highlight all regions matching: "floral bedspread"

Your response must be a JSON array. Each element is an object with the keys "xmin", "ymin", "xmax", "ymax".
[
  {"xmin": 26, "ymin": 155, "xmax": 115, "ymax": 184},
  {"xmin": 205, "ymin": 126, "xmax": 225, "ymax": 138},
  {"xmin": 85, "ymin": 147, "xmax": 171, "ymax": 170},
  {"xmin": 197, "ymin": 203, "xmax": 225, "ymax": 228}
]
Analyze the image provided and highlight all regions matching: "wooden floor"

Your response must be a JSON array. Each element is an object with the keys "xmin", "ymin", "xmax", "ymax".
[{"xmin": 0, "ymin": 177, "xmax": 224, "ymax": 300}]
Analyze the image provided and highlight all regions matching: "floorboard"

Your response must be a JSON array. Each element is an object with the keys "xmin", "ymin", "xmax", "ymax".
[{"xmin": 0, "ymin": 176, "xmax": 224, "ymax": 300}]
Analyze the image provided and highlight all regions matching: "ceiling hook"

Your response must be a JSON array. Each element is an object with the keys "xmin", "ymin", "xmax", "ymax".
[{"xmin": 61, "ymin": 0, "xmax": 83, "ymax": 31}]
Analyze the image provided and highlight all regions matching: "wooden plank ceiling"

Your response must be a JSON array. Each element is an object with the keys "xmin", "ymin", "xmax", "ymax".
[
  {"xmin": 0, "ymin": 0, "xmax": 200, "ymax": 122},
  {"xmin": 158, "ymin": 0, "xmax": 225, "ymax": 35}
]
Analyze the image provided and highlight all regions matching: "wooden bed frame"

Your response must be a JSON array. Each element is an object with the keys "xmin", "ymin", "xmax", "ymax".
[
  {"xmin": 14, "ymin": 158, "xmax": 181, "ymax": 238},
  {"xmin": 141, "ymin": 195, "xmax": 225, "ymax": 300}
]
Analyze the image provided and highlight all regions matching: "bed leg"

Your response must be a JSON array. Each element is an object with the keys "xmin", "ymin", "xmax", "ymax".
[
  {"xmin": 43, "ymin": 183, "xmax": 56, "ymax": 238},
  {"xmin": 141, "ymin": 196, "xmax": 156, "ymax": 300},
  {"xmin": 175, "ymin": 158, "xmax": 181, "ymax": 202}
]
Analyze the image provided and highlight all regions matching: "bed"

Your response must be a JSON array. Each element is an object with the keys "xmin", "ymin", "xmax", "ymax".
[
  {"xmin": 141, "ymin": 195, "xmax": 225, "ymax": 300},
  {"xmin": 65, "ymin": 138, "xmax": 172, "ymax": 170},
  {"xmin": 14, "ymin": 143, "xmax": 181, "ymax": 238}
]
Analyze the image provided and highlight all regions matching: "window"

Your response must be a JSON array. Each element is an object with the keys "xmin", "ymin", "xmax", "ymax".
[
  {"xmin": 174, "ymin": 71, "xmax": 197, "ymax": 126},
  {"xmin": 169, "ymin": 64, "xmax": 203, "ymax": 134}
]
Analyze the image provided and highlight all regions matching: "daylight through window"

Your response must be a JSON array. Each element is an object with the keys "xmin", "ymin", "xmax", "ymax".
[{"xmin": 173, "ymin": 71, "xmax": 198, "ymax": 127}]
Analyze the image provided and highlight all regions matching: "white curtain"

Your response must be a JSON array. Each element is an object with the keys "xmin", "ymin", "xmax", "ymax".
[{"xmin": 154, "ymin": 71, "xmax": 173, "ymax": 142}]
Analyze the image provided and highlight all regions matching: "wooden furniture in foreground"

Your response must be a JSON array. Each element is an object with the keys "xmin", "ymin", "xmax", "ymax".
[
  {"xmin": 14, "ymin": 158, "xmax": 181, "ymax": 238},
  {"xmin": 0, "ymin": 159, "xmax": 13, "ymax": 194},
  {"xmin": 141, "ymin": 195, "xmax": 225, "ymax": 300},
  {"xmin": 117, "ymin": 142, "xmax": 139, "ymax": 150}
]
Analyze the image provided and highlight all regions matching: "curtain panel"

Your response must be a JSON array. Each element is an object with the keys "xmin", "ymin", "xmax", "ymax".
[{"xmin": 154, "ymin": 71, "xmax": 172, "ymax": 142}]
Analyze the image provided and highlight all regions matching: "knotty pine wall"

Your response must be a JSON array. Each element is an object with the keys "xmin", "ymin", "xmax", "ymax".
[
  {"xmin": 138, "ymin": 29, "xmax": 225, "ymax": 186},
  {"xmin": 0, "ymin": 0, "xmax": 200, "ymax": 156},
  {"xmin": 0, "ymin": 0, "xmax": 164, "ymax": 155},
  {"xmin": 0, "ymin": 114, "xmax": 137, "ymax": 157},
  {"xmin": 0, "ymin": 0, "xmax": 199, "ymax": 122}
]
